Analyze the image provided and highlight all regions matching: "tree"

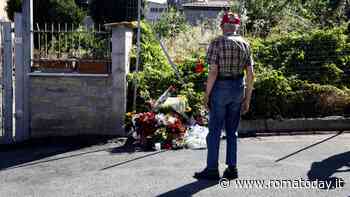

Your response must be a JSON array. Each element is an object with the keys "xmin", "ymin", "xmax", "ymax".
[
  {"xmin": 89, "ymin": 0, "xmax": 140, "ymax": 24},
  {"xmin": 5, "ymin": 0, "xmax": 21, "ymax": 21},
  {"xmin": 6, "ymin": 0, "xmax": 86, "ymax": 24},
  {"xmin": 233, "ymin": 0, "xmax": 350, "ymax": 37}
]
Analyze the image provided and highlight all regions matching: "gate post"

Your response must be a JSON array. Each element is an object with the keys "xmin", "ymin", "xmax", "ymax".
[
  {"xmin": 14, "ymin": 13, "xmax": 29, "ymax": 142},
  {"xmin": 105, "ymin": 22, "xmax": 134, "ymax": 136},
  {"xmin": 13, "ymin": 0, "xmax": 32, "ymax": 142},
  {"xmin": 2, "ymin": 22, "xmax": 13, "ymax": 144},
  {"xmin": 22, "ymin": 0, "xmax": 33, "ymax": 141}
]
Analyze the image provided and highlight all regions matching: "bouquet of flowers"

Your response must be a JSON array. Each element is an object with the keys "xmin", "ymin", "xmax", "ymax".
[{"xmin": 130, "ymin": 110, "xmax": 187, "ymax": 150}]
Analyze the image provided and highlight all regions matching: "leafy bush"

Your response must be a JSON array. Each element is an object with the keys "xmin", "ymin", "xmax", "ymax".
[
  {"xmin": 245, "ymin": 31, "xmax": 350, "ymax": 119},
  {"xmin": 43, "ymin": 26, "xmax": 110, "ymax": 59},
  {"xmin": 237, "ymin": 0, "xmax": 350, "ymax": 36},
  {"xmin": 153, "ymin": 8, "xmax": 189, "ymax": 38},
  {"xmin": 127, "ymin": 22, "xmax": 175, "ymax": 111},
  {"xmin": 298, "ymin": 83, "xmax": 350, "ymax": 117},
  {"xmin": 127, "ymin": 21, "xmax": 208, "ymax": 116},
  {"xmin": 248, "ymin": 69, "xmax": 292, "ymax": 119},
  {"xmin": 245, "ymin": 70, "xmax": 350, "ymax": 119},
  {"xmin": 250, "ymin": 25, "xmax": 350, "ymax": 88},
  {"xmin": 130, "ymin": 21, "xmax": 350, "ymax": 120}
]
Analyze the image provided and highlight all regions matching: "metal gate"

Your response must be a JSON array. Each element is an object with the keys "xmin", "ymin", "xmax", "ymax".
[{"xmin": 0, "ymin": 21, "xmax": 14, "ymax": 144}]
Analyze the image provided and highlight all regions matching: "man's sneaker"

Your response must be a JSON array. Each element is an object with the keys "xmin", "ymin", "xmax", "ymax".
[
  {"xmin": 222, "ymin": 167, "xmax": 238, "ymax": 180},
  {"xmin": 193, "ymin": 168, "xmax": 220, "ymax": 180}
]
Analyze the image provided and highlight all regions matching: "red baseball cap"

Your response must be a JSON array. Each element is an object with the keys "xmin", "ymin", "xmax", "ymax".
[{"xmin": 221, "ymin": 12, "xmax": 241, "ymax": 26}]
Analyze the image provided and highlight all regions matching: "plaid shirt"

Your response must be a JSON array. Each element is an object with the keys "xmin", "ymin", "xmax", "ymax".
[{"xmin": 206, "ymin": 34, "xmax": 254, "ymax": 77}]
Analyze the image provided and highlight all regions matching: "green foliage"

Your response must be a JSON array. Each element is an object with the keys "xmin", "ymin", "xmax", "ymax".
[
  {"xmin": 243, "ymin": 0, "xmax": 289, "ymax": 37},
  {"xmin": 130, "ymin": 3, "xmax": 350, "ymax": 119},
  {"xmin": 249, "ymin": 69, "xmax": 292, "ymax": 118},
  {"xmin": 6, "ymin": 0, "xmax": 86, "ymax": 24},
  {"xmin": 178, "ymin": 83, "xmax": 205, "ymax": 118},
  {"xmin": 138, "ymin": 22, "xmax": 172, "ymax": 71},
  {"xmin": 246, "ymin": 70, "xmax": 350, "ymax": 119},
  {"xmin": 250, "ymin": 25, "xmax": 350, "ymax": 87},
  {"xmin": 127, "ymin": 21, "xmax": 175, "ymax": 111},
  {"xmin": 292, "ymin": 83, "xmax": 350, "ymax": 117},
  {"xmin": 45, "ymin": 26, "xmax": 109, "ymax": 59},
  {"xmin": 292, "ymin": 0, "xmax": 350, "ymax": 27},
  {"xmin": 235, "ymin": 0, "xmax": 350, "ymax": 37},
  {"xmin": 152, "ymin": 8, "xmax": 189, "ymax": 38},
  {"xmin": 127, "ymin": 22, "xmax": 208, "ymax": 116},
  {"xmin": 243, "ymin": 24, "xmax": 350, "ymax": 119},
  {"xmin": 89, "ymin": 0, "xmax": 139, "ymax": 24}
]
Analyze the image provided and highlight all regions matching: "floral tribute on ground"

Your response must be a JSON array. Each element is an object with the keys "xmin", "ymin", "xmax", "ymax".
[{"xmin": 126, "ymin": 77, "xmax": 209, "ymax": 151}]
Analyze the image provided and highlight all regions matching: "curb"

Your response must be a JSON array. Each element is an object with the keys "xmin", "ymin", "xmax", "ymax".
[{"xmin": 239, "ymin": 117, "xmax": 350, "ymax": 135}]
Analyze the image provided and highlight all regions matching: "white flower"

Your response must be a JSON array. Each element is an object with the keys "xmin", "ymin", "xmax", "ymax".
[
  {"xmin": 167, "ymin": 116, "xmax": 177, "ymax": 125},
  {"xmin": 156, "ymin": 113, "xmax": 166, "ymax": 126}
]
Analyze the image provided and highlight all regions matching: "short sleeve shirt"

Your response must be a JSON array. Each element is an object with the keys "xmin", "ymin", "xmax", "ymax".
[{"xmin": 206, "ymin": 34, "xmax": 254, "ymax": 76}]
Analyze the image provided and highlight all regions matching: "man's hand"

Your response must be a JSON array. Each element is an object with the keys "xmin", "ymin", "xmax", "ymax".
[
  {"xmin": 205, "ymin": 64, "xmax": 218, "ymax": 111},
  {"xmin": 241, "ymin": 96, "xmax": 251, "ymax": 115},
  {"xmin": 242, "ymin": 64, "xmax": 254, "ymax": 115}
]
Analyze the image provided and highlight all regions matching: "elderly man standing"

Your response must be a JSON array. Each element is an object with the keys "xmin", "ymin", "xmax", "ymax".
[{"xmin": 194, "ymin": 12, "xmax": 255, "ymax": 180}]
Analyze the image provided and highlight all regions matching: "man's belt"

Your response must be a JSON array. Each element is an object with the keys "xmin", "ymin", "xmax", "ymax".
[{"xmin": 217, "ymin": 73, "xmax": 244, "ymax": 80}]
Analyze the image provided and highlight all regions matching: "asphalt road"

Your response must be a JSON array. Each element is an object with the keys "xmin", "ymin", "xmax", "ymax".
[{"xmin": 0, "ymin": 133, "xmax": 349, "ymax": 197}]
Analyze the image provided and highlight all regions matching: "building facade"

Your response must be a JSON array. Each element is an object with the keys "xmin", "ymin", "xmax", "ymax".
[
  {"xmin": 182, "ymin": 0, "xmax": 229, "ymax": 25},
  {"xmin": 145, "ymin": 0, "xmax": 168, "ymax": 22}
]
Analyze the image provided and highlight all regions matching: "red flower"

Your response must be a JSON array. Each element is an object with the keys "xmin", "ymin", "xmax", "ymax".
[
  {"xmin": 195, "ymin": 63, "xmax": 205, "ymax": 74},
  {"xmin": 163, "ymin": 143, "xmax": 172, "ymax": 150},
  {"xmin": 167, "ymin": 118, "xmax": 186, "ymax": 134},
  {"xmin": 136, "ymin": 112, "xmax": 157, "ymax": 138},
  {"xmin": 169, "ymin": 85, "xmax": 176, "ymax": 92},
  {"xmin": 139, "ymin": 112, "xmax": 156, "ymax": 125}
]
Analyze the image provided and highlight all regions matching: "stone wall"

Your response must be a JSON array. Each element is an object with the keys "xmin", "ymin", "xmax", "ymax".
[{"xmin": 30, "ymin": 74, "xmax": 124, "ymax": 138}]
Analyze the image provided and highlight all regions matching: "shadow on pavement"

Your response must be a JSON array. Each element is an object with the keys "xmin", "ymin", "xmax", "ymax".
[
  {"xmin": 307, "ymin": 151, "xmax": 350, "ymax": 190},
  {"xmin": 156, "ymin": 180, "xmax": 218, "ymax": 197},
  {"xmin": 275, "ymin": 131, "xmax": 343, "ymax": 162},
  {"xmin": 101, "ymin": 150, "xmax": 168, "ymax": 170},
  {"xmin": 0, "ymin": 136, "xmax": 120, "ymax": 171}
]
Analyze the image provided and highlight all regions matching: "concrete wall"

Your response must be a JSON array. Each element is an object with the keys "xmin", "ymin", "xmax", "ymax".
[
  {"xmin": 28, "ymin": 23, "xmax": 133, "ymax": 139},
  {"xmin": 29, "ymin": 74, "xmax": 123, "ymax": 138}
]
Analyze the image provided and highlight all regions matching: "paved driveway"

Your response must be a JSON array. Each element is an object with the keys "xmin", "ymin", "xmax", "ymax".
[{"xmin": 0, "ymin": 133, "xmax": 349, "ymax": 197}]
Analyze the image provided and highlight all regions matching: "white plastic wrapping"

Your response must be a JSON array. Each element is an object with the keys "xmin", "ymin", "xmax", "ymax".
[{"xmin": 184, "ymin": 125, "xmax": 209, "ymax": 149}]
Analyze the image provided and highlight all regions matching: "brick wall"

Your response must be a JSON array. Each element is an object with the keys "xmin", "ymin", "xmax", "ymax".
[{"xmin": 30, "ymin": 74, "xmax": 124, "ymax": 138}]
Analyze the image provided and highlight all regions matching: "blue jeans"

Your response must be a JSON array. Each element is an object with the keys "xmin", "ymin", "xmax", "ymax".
[{"xmin": 207, "ymin": 78, "xmax": 244, "ymax": 169}]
